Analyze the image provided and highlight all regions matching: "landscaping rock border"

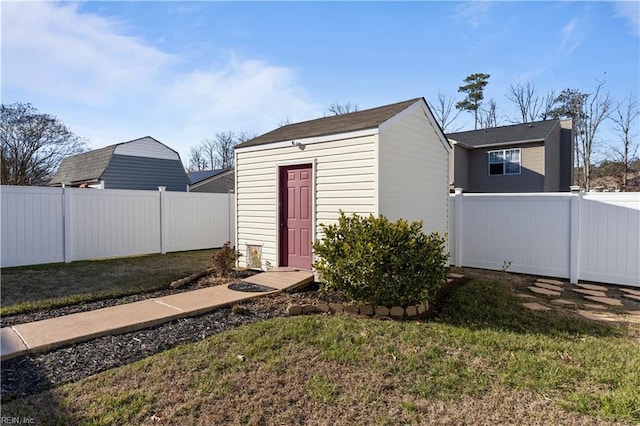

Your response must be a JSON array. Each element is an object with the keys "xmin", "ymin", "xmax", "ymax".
[
  {"xmin": 285, "ymin": 273, "xmax": 466, "ymax": 319},
  {"xmin": 286, "ymin": 301, "xmax": 429, "ymax": 318}
]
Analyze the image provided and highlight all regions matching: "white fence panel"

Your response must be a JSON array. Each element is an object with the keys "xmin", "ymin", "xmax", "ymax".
[
  {"xmin": 458, "ymin": 194, "xmax": 571, "ymax": 278},
  {"xmin": 163, "ymin": 192, "xmax": 235, "ymax": 252},
  {"xmin": 579, "ymin": 193, "xmax": 640, "ymax": 286},
  {"xmin": 1, "ymin": 186, "xmax": 234, "ymax": 268},
  {"xmin": 69, "ymin": 188, "xmax": 161, "ymax": 261},
  {"xmin": 450, "ymin": 191, "xmax": 640, "ymax": 287},
  {"xmin": 1, "ymin": 186, "xmax": 65, "ymax": 267}
]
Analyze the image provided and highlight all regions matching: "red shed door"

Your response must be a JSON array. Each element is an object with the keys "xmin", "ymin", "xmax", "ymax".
[{"xmin": 279, "ymin": 164, "xmax": 313, "ymax": 269}]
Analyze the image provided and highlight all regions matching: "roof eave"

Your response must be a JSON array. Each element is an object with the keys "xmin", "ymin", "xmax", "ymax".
[
  {"xmin": 457, "ymin": 138, "xmax": 546, "ymax": 149},
  {"xmin": 235, "ymin": 127, "xmax": 380, "ymax": 153}
]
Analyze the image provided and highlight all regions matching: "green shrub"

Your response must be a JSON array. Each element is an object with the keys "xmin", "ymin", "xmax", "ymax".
[
  {"xmin": 211, "ymin": 241, "xmax": 241, "ymax": 278},
  {"xmin": 313, "ymin": 212, "xmax": 449, "ymax": 307}
]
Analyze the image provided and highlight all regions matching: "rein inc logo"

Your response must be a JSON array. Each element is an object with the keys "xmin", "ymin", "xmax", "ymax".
[{"xmin": 1, "ymin": 418, "xmax": 35, "ymax": 424}]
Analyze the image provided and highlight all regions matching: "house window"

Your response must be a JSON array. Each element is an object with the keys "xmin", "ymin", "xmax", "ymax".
[{"xmin": 488, "ymin": 148, "xmax": 521, "ymax": 176}]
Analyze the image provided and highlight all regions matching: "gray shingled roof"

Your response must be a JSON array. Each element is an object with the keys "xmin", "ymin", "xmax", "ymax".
[
  {"xmin": 49, "ymin": 136, "xmax": 178, "ymax": 185},
  {"xmin": 235, "ymin": 98, "xmax": 424, "ymax": 149},
  {"xmin": 187, "ymin": 168, "xmax": 230, "ymax": 184},
  {"xmin": 446, "ymin": 119, "xmax": 560, "ymax": 148},
  {"xmin": 49, "ymin": 145, "xmax": 116, "ymax": 185}
]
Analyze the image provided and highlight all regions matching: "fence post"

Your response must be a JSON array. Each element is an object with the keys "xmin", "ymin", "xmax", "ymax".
[
  {"xmin": 158, "ymin": 186, "xmax": 167, "ymax": 254},
  {"xmin": 569, "ymin": 186, "xmax": 581, "ymax": 284},
  {"xmin": 62, "ymin": 185, "xmax": 72, "ymax": 263},
  {"xmin": 454, "ymin": 188, "xmax": 463, "ymax": 267}
]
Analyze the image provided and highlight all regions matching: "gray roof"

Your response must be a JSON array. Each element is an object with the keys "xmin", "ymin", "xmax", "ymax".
[
  {"xmin": 49, "ymin": 145, "xmax": 116, "ymax": 185},
  {"xmin": 187, "ymin": 168, "xmax": 230, "ymax": 184},
  {"xmin": 235, "ymin": 98, "xmax": 424, "ymax": 149},
  {"xmin": 49, "ymin": 136, "xmax": 179, "ymax": 185},
  {"xmin": 447, "ymin": 119, "xmax": 560, "ymax": 148}
]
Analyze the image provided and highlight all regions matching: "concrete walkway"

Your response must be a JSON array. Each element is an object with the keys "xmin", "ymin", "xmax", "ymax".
[{"xmin": 1, "ymin": 269, "xmax": 313, "ymax": 361}]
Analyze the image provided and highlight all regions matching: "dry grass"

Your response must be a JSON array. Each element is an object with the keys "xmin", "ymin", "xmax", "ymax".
[
  {"xmin": 0, "ymin": 250, "xmax": 213, "ymax": 315},
  {"xmin": 3, "ymin": 277, "xmax": 639, "ymax": 425}
]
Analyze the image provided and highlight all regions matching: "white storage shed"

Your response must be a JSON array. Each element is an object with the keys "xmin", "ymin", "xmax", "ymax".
[{"xmin": 234, "ymin": 97, "xmax": 450, "ymax": 270}]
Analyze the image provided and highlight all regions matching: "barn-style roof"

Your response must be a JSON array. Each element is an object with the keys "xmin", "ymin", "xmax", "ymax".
[
  {"xmin": 235, "ymin": 98, "xmax": 425, "ymax": 149},
  {"xmin": 49, "ymin": 136, "xmax": 179, "ymax": 185},
  {"xmin": 446, "ymin": 119, "xmax": 561, "ymax": 148}
]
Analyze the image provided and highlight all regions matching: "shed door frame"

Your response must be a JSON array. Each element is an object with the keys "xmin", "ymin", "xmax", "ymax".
[{"xmin": 276, "ymin": 160, "xmax": 316, "ymax": 270}]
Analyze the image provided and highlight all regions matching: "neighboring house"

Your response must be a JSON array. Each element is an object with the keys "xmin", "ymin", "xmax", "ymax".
[
  {"xmin": 447, "ymin": 119, "xmax": 573, "ymax": 193},
  {"xmin": 234, "ymin": 97, "xmax": 450, "ymax": 271},
  {"xmin": 188, "ymin": 168, "xmax": 235, "ymax": 193},
  {"xmin": 49, "ymin": 136, "xmax": 189, "ymax": 191}
]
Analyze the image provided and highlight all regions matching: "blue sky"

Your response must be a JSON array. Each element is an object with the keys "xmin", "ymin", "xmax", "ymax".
[{"xmin": 2, "ymin": 1, "xmax": 639, "ymax": 166}]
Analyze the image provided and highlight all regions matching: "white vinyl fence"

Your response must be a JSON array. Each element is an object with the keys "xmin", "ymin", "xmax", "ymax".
[
  {"xmin": 1, "ymin": 186, "xmax": 235, "ymax": 268},
  {"xmin": 449, "ymin": 190, "xmax": 640, "ymax": 287}
]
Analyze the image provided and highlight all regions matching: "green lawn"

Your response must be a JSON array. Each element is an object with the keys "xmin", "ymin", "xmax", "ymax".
[
  {"xmin": 0, "ymin": 250, "xmax": 213, "ymax": 316},
  {"xmin": 3, "ymin": 278, "xmax": 639, "ymax": 425}
]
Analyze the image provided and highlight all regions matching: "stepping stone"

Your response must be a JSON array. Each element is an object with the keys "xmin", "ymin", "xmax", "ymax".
[
  {"xmin": 577, "ymin": 311, "xmax": 619, "ymax": 323},
  {"xmin": 528, "ymin": 286, "xmax": 561, "ymax": 297},
  {"xmin": 551, "ymin": 299, "xmax": 576, "ymax": 306},
  {"xmin": 583, "ymin": 296, "xmax": 623, "ymax": 306},
  {"xmin": 620, "ymin": 288, "xmax": 640, "ymax": 297},
  {"xmin": 515, "ymin": 293, "xmax": 536, "ymax": 299},
  {"xmin": 622, "ymin": 294, "xmax": 640, "ymax": 302},
  {"xmin": 536, "ymin": 278, "xmax": 565, "ymax": 287},
  {"xmin": 578, "ymin": 311, "xmax": 599, "ymax": 321},
  {"xmin": 448, "ymin": 273, "xmax": 465, "ymax": 279},
  {"xmin": 576, "ymin": 283, "xmax": 608, "ymax": 292},
  {"xmin": 572, "ymin": 288, "xmax": 607, "ymax": 297},
  {"xmin": 534, "ymin": 282, "xmax": 564, "ymax": 293},
  {"xmin": 523, "ymin": 302, "xmax": 551, "ymax": 312},
  {"xmin": 583, "ymin": 303, "xmax": 607, "ymax": 310}
]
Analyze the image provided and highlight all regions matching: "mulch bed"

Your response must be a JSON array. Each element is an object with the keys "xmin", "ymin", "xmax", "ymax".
[
  {"xmin": 0, "ymin": 270, "xmax": 259, "ymax": 329},
  {"xmin": 1, "ymin": 284, "xmax": 332, "ymax": 402}
]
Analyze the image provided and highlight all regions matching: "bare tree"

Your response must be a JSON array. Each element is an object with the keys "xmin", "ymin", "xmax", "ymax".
[
  {"xmin": 211, "ymin": 131, "xmax": 236, "ymax": 169},
  {"xmin": 428, "ymin": 92, "xmax": 462, "ymax": 132},
  {"xmin": 188, "ymin": 129, "xmax": 256, "ymax": 172},
  {"xmin": 609, "ymin": 94, "xmax": 639, "ymax": 191},
  {"xmin": 326, "ymin": 102, "xmax": 359, "ymax": 116},
  {"xmin": 276, "ymin": 116, "xmax": 293, "ymax": 127},
  {"xmin": 235, "ymin": 129, "xmax": 258, "ymax": 144},
  {"xmin": 1, "ymin": 103, "xmax": 87, "ymax": 185},
  {"xmin": 478, "ymin": 99, "xmax": 499, "ymax": 129},
  {"xmin": 551, "ymin": 81, "xmax": 612, "ymax": 191},
  {"xmin": 506, "ymin": 81, "xmax": 557, "ymax": 123},
  {"xmin": 538, "ymin": 90, "xmax": 558, "ymax": 121},
  {"xmin": 187, "ymin": 145, "xmax": 208, "ymax": 172},
  {"xmin": 200, "ymin": 138, "xmax": 217, "ymax": 171}
]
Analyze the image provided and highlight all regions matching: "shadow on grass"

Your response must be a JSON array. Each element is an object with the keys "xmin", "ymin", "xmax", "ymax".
[
  {"xmin": 1, "ymin": 356, "xmax": 77, "ymax": 425},
  {"xmin": 433, "ymin": 278, "xmax": 620, "ymax": 338}
]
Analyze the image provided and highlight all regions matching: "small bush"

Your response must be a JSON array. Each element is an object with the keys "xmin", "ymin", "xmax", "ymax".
[
  {"xmin": 211, "ymin": 241, "xmax": 241, "ymax": 278},
  {"xmin": 313, "ymin": 212, "xmax": 449, "ymax": 307}
]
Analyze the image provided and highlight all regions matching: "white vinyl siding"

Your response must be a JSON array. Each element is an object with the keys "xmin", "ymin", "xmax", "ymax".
[
  {"xmin": 378, "ymin": 105, "xmax": 449, "ymax": 237},
  {"xmin": 236, "ymin": 135, "xmax": 377, "ymax": 268},
  {"xmin": 114, "ymin": 137, "xmax": 180, "ymax": 161}
]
